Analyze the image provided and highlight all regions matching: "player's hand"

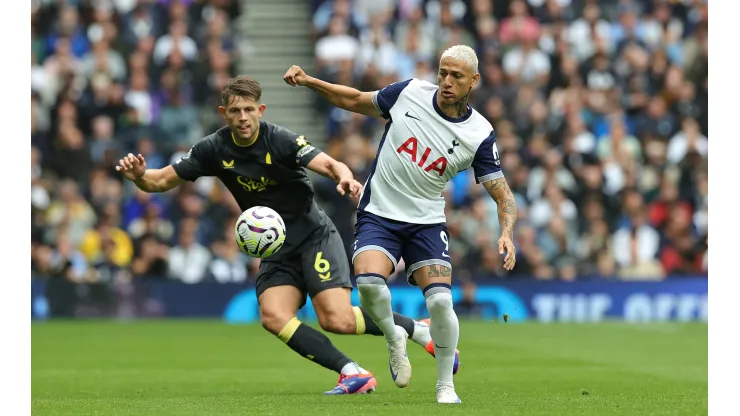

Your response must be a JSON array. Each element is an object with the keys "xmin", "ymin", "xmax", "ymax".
[
  {"xmin": 116, "ymin": 153, "xmax": 147, "ymax": 181},
  {"xmin": 283, "ymin": 65, "xmax": 311, "ymax": 87},
  {"xmin": 497, "ymin": 235, "xmax": 516, "ymax": 270},
  {"xmin": 336, "ymin": 178, "xmax": 363, "ymax": 199}
]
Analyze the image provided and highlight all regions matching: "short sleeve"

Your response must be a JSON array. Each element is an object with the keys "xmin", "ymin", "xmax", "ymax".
[
  {"xmin": 372, "ymin": 79, "xmax": 412, "ymax": 119},
  {"xmin": 471, "ymin": 131, "xmax": 504, "ymax": 184},
  {"xmin": 272, "ymin": 132, "xmax": 321, "ymax": 168},
  {"xmin": 172, "ymin": 140, "xmax": 213, "ymax": 181}
]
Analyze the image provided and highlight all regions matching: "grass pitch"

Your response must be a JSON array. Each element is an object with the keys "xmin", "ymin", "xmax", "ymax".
[{"xmin": 32, "ymin": 320, "xmax": 707, "ymax": 415}]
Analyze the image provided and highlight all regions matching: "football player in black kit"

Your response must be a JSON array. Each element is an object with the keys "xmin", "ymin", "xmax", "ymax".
[{"xmin": 116, "ymin": 76, "xmax": 443, "ymax": 395}]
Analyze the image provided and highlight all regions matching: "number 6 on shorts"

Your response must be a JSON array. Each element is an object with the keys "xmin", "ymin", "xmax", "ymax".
[{"xmin": 314, "ymin": 252, "xmax": 331, "ymax": 281}]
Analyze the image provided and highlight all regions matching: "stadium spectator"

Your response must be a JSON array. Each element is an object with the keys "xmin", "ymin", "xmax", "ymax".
[{"xmin": 167, "ymin": 218, "xmax": 212, "ymax": 284}]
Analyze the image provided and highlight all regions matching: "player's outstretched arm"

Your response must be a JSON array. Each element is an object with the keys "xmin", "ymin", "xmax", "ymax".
[
  {"xmin": 482, "ymin": 177, "xmax": 518, "ymax": 270},
  {"xmin": 283, "ymin": 65, "xmax": 381, "ymax": 119},
  {"xmin": 116, "ymin": 153, "xmax": 184, "ymax": 193},
  {"xmin": 306, "ymin": 152, "xmax": 363, "ymax": 199}
]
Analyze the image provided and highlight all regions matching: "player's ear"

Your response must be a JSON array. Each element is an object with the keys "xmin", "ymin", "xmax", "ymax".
[
  {"xmin": 258, "ymin": 103, "xmax": 266, "ymax": 117},
  {"xmin": 218, "ymin": 106, "xmax": 227, "ymax": 119},
  {"xmin": 471, "ymin": 72, "xmax": 480, "ymax": 88}
]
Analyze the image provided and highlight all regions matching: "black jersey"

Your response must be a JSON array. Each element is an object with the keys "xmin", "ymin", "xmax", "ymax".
[{"xmin": 172, "ymin": 121, "xmax": 331, "ymax": 259}]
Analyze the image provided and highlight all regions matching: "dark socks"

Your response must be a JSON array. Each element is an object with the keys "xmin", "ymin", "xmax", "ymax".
[
  {"xmin": 354, "ymin": 306, "xmax": 416, "ymax": 337},
  {"xmin": 278, "ymin": 317, "xmax": 352, "ymax": 373}
]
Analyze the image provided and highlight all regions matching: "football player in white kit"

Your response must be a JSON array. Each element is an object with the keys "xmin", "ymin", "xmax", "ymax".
[{"xmin": 284, "ymin": 45, "xmax": 518, "ymax": 403}]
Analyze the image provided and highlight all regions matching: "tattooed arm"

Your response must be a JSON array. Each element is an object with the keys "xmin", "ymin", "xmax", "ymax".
[{"xmin": 482, "ymin": 177, "xmax": 518, "ymax": 270}]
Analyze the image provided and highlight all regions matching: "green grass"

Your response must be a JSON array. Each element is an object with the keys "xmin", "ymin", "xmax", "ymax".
[{"xmin": 32, "ymin": 320, "xmax": 707, "ymax": 415}]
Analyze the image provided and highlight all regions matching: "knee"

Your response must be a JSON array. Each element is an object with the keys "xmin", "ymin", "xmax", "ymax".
[
  {"xmin": 354, "ymin": 263, "xmax": 378, "ymax": 276},
  {"xmin": 425, "ymin": 291, "xmax": 453, "ymax": 314},
  {"xmin": 318, "ymin": 310, "xmax": 356, "ymax": 334},
  {"xmin": 260, "ymin": 308, "xmax": 293, "ymax": 336},
  {"xmin": 354, "ymin": 251, "xmax": 393, "ymax": 277}
]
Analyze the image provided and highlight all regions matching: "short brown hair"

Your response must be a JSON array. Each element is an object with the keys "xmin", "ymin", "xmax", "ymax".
[{"xmin": 221, "ymin": 76, "xmax": 262, "ymax": 106}]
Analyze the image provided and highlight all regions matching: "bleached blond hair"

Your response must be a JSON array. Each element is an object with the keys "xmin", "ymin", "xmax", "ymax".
[{"xmin": 440, "ymin": 45, "xmax": 479, "ymax": 74}]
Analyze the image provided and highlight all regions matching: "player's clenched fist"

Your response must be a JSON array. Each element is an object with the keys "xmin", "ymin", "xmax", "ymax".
[
  {"xmin": 283, "ymin": 65, "xmax": 310, "ymax": 87},
  {"xmin": 116, "ymin": 153, "xmax": 147, "ymax": 181}
]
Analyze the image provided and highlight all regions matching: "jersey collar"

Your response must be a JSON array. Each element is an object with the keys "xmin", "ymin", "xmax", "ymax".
[
  {"xmin": 432, "ymin": 90, "xmax": 473, "ymax": 123},
  {"xmin": 231, "ymin": 123, "xmax": 261, "ymax": 147}
]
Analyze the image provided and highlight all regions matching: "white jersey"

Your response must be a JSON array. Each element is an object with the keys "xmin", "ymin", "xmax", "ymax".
[{"xmin": 357, "ymin": 78, "xmax": 504, "ymax": 224}]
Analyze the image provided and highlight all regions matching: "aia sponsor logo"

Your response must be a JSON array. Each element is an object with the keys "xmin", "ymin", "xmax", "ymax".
[{"xmin": 396, "ymin": 137, "xmax": 448, "ymax": 176}]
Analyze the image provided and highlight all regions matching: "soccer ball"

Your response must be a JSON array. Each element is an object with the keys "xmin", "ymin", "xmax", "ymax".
[{"xmin": 234, "ymin": 206, "xmax": 286, "ymax": 259}]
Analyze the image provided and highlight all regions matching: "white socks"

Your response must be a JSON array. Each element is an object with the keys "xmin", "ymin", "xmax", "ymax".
[
  {"xmin": 356, "ymin": 274, "xmax": 400, "ymax": 342},
  {"xmin": 340, "ymin": 361, "xmax": 366, "ymax": 376},
  {"xmin": 425, "ymin": 289, "xmax": 459, "ymax": 384},
  {"xmin": 411, "ymin": 320, "xmax": 432, "ymax": 345},
  {"xmin": 357, "ymin": 273, "xmax": 460, "ymax": 386}
]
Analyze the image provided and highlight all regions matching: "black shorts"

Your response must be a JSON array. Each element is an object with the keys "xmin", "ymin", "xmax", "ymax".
[{"xmin": 255, "ymin": 225, "xmax": 352, "ymax": 307}]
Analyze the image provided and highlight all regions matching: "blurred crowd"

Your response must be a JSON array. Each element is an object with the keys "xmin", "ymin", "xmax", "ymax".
[
  {"xmin": 31, "ymin": 0, "xmax": 708, "ymax": 287},
  {"xmin": 31, "ymin": 0, "xmax": 258, "ymax": 285},
  {"xmin": 309, "ymin": 0, "xmax": 708, "ymax": 281}
]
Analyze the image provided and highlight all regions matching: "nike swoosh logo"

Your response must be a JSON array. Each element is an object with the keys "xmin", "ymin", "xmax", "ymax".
[
  {"xmin": 435, "ymin": 344, "xmax": 448, "ymax": 349},
  {"xmin": 389, "ymin": 360, "xmax": 398, "ymax": 380},
  {"xmin": 405, "ymin": 111, "xmax": 420, "ymax": 120}
]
